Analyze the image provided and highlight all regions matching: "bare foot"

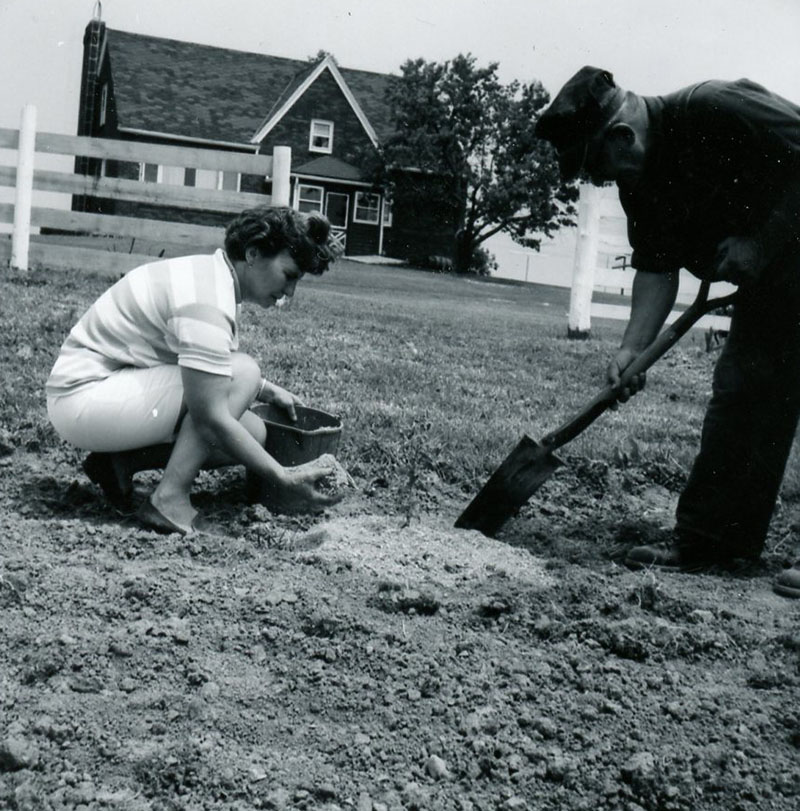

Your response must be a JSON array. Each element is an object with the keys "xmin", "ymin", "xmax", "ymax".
[{"xmin": 149, "ymin": 490, "xmax": 197, "ymax": 534}]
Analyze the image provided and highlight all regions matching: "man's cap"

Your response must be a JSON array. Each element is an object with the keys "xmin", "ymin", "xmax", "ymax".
[{"xmin": 535, "ymin": 66, "xmax": 621, "ymax": 180}]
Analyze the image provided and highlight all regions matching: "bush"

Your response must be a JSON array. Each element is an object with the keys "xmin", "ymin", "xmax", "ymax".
[
  {"xmin": 405, "ymin": 246, "xmax": 495, "ymax": 276},
  {"xmin": 468, "ymin": 245, "xmax": 497, "ymax": 276},
  {"xmin": 407, "ymin": 254, "xmax": 454, "ymax": 274}
]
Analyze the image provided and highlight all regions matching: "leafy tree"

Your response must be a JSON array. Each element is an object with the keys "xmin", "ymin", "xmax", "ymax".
[
  {"xmin": 371, "ymin": 54, "xmax": 576, "ymax": 273},
  {"xmin": 307, "ymin": 49, "xmax": 336, "ymax": 64}
]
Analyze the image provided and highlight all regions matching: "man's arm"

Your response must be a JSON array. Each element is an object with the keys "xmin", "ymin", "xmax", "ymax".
[{"xmin": 608, "ymin": 269, "xmax": 679, "ymax": 401}]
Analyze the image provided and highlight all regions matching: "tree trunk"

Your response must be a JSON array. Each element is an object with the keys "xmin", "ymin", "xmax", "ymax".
[{"xmin": 453, "ymin": 229, "xmax": 473, "ymax": 274}]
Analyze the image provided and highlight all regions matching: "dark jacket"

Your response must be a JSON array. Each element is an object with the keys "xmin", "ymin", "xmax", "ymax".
[{"xmin": 620, "ymin": 79, "xmax": 800, "ymax": 277}]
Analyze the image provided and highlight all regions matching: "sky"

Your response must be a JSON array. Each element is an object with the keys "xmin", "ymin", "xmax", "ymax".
[{"xmin": 1, "ymin": 0, "xmax": 799, "ymax": 135}]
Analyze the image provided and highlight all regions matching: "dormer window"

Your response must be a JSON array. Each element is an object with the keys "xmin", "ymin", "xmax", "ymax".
[{"xmin": 309, "ymin": 119, "xmax": 334, "ymax": 154}]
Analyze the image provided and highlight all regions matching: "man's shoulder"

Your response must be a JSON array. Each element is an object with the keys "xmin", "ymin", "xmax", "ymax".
[
  {"xmin": 678, "ymin": 78, "xmax": 798, "ymax": 118},
  {"xmin": 657, "ymin": 79, "xmax": 744, "ymax": 113}
]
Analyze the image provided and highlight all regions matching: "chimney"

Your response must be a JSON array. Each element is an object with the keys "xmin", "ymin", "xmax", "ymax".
[
  {"xmin": 74, "ymin": 3, "xmax": 106, "ymax": 209},
  {"xmin": 77, "ymin": 5, "xmax": 106, "ymax": 137}
]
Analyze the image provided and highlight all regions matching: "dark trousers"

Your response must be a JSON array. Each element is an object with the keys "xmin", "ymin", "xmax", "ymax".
[{"xmin": 676, "ymin": 255, "xmax": 800, "ymax": 558}]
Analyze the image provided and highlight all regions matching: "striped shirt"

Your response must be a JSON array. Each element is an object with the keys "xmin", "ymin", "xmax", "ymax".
[{"xmin": 46, "ymin": 249, "xmax": 241, "ymax": 397}]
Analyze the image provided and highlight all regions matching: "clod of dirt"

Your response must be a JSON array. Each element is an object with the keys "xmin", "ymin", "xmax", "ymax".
[
  {"xmin": 374, "ymin": 581, "xmax": 441, "ymax": 615},
  {"xmin": 0, "ymin": 736, "xmax": 40, "ymax": 772},
  {"xmin": 0, "ymin": 428, "xmax": 14, "ymax": 457},
  {"xmin": 314, "ymin": 453, "xmax": 355, "ymax": 494},
  {"xmin": 478, "ymin": 595, "xmax": 514, "ymax": 618},
  {"xmin": 426, "ymin": 754, "xmax": 451, "ymax": 779}
]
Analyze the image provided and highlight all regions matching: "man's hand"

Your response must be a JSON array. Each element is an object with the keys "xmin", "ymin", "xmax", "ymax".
[
  {"xmin": 713, "ymin": 236, "xmax": 765, "ymax": 287},
  {"xmin": 607, "ymin": 347, "xmax": 646, "ymax": 402}
]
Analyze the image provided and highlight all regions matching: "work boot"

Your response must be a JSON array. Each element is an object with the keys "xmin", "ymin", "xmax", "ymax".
[
  {"xmin": 624, "ymin": 537, "xmax": 726, "ymax": 573},
  {"xmin": 774, "ymin": 564, "xmax": 800, "ymax": 599}
]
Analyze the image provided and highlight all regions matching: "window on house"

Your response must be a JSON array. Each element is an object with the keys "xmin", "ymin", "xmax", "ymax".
[
  {"xmin": 99, "ymin": 83, "xmax": 108, "ymax": 128},
  {"xmin": 297, "ymin": 184, "xmax": 324, "ymax": 213},
  {"xmin": 309, "ymin": 119, "xmax": 334, "ymax": 154},
  {"xmin": 139, "ymin": 163, "xmax": 161, "ymax": 183},
  {"xmin": 191, "ymin": 169, "xmax": 240, "ymax": 190},
  {"xmin": 382, "ymin": 198, "xmax": 393, "ymax": 227},
  {"xmin": 219, "ymin": 171, "xmax": 240, "ymax": 191},
  {"xmin": 354, "ymin": 191, "xmax": 380, "ymax": 224},
  {"xmin": 195, "ymin": 169, "xmax": 218, "ymax": 189},
  {"xmin": 161, "ymin": 165, "xmax": 185, "ymax": 186},
  {"xmin": 184, "ymin": 168, "xmax": 196, "ymax": 187}
]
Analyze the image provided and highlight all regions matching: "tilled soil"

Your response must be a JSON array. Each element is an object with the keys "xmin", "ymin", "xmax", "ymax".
[{"xmin": 2, "ymin": 447, "xmax": 800, "ymax": 811}]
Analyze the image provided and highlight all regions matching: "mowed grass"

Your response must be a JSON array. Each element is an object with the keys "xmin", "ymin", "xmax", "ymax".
[
  {"xmin": 3, "ymin": 257, "xmax": 800, "ymax": 504},
  {"xmin": 263, "ymin": 262, "xmax": 703, "ymax": 488}
]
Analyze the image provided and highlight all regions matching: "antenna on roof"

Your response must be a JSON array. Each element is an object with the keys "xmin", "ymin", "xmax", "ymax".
[{"xmin": 93, "ymin": 1, "xmax": 102, "ymax": 21}]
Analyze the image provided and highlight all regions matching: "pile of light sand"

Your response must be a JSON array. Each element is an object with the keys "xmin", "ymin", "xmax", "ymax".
[{"xmin": 294, "ymin": 512, "xmax": 554, "ymax": 590}]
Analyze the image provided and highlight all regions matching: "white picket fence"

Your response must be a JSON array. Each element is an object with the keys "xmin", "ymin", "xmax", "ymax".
[
  {"xmin": 569, "ymin": 183, "xmax": 734, "ymax": 337},
  {"xmin": 1, "ymin": 104, "xmax": 292, "ymax": 276}
]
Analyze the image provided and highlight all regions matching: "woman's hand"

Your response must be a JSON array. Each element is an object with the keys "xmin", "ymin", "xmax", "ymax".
[
  {"xmin": 272, "ymin": 457, "xmax": 345, "ymax": 514},
  {"xmin": 258, "ymin": 379, "xmax": 303, "ymax": 422}
]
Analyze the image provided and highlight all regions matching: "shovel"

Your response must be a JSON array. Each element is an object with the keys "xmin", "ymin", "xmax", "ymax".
[{"xmin": 455, "ymin": 280, "xmax": 738, "ymax": 537}]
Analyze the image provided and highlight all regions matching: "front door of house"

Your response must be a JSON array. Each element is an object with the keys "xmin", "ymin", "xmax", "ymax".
[{"xmin": 325, "ymin": 192, "xmax": 349, "ymax": 253}]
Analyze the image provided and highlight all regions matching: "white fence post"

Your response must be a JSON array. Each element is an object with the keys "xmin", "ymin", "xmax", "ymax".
[
  {"xmin": 11, "ymin": 104, "xmax": 37, "ymax": 271},
  {"xmin": 568, "ymin": 183, "xmax": 601, "ymax": 338},
  {"xmin": 271, "ymin": 146, "xmax": 291, "ymax": 207}
]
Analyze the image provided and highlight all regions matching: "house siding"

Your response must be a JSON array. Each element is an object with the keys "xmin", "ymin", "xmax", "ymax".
[
  {"xmin": 257, "ymin": 70, "xmax": 375, "ymax": 168},
  {"xmin": 384, "ymin": 173, "xmax": 460, "ymax": 262},
  {"xmin": 291, "ymin": 178, "xmax": 381, "ymax": 256},
  {"xmin": 346, "ymin": 221, "xmax": 380, "ymax": 256}
]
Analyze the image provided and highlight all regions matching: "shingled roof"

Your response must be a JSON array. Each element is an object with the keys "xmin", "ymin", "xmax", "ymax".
[
  {"xmin": 294, "ymin": 156, "xmax": 366, "ymax": 182},
  {"xmin": 105, "ymin": 29, "xmax": 397, "ymax": 145}
]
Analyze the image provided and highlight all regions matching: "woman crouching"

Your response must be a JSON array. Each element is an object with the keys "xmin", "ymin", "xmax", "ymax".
[{"xmin": 46, "ymin": 206, "xmax": 342, "ymax": 534}]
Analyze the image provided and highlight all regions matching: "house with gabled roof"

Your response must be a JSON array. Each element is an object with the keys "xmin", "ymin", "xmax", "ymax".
[{"xmin": 75, "ymin": 10, "xmax": 459, "ymax": 260}]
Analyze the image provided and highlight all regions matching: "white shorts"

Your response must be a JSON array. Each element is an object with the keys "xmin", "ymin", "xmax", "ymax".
[{"xmin": 47, "ymin": 365, "xmax": 186, "ymax": 452}]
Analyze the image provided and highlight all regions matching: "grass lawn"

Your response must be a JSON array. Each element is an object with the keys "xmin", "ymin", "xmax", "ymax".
[
  {"xmin": 252, "ymin": 259, "xmax": 799, "ymax": 498},
  {"xmin": 3, "ymin": 256, "xmax": 800, "ymax": 507}
]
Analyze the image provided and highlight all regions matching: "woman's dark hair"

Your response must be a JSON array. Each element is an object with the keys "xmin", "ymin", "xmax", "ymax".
[{"xmin": 224, "ymin": 206, "xmax": 339, "ymax": 275}]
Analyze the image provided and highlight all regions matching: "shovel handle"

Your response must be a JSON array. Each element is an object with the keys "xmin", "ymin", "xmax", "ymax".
[{"xmin": 540, "ymin": 281, "xmax": 738, "ymax": 452}]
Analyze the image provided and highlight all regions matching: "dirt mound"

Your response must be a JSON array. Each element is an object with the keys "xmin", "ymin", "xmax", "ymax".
[{"xmin": 294, "ymin": 513, "xmax": 555, "ymax": 589}]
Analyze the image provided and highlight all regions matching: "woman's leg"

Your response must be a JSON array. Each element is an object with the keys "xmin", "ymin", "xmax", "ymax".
[
  {"xmin": 147, "ymin": 353, "xmax": 265, "ymax": 531},
  {"xmin": 48, "ymin": 365, "xmax": 186, "ymax": 452},
  {"xmin": 49, "ymin": 356, "xmax": 267, "ymax": 519},
  {"xmin": 49, "ymin": 365, "xmax": 187, "ymax": 508}
]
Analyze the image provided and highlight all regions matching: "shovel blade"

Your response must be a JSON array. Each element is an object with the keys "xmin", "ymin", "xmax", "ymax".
[{"xmin": 455, "ymin": 435, "xmax": 563, "ymax": 537}]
